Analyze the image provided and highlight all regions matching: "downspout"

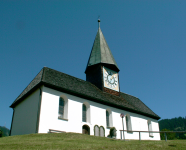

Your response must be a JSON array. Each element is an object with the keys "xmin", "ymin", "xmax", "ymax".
[
  {"xmin": 35, "ymin": 88, "xmax": 42, "ymax": 133},
  {"xmin": 9, "ymin": 108, "xmax": 15, "ymax": 136}
]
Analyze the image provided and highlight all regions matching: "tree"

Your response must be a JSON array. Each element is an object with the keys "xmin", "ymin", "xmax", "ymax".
[
  {"xmin": 160, "ymin": 129, "xmax": 176, "ymax": 140},
  {"xmin": 0, "ymin": 126, "xmax": 10, "ymax": 137},
  {"xmin": 0, "ymin": 129, "xmax": 3, "ymax": 137}
]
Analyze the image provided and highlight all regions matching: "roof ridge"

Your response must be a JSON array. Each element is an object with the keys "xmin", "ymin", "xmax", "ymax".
[{"xmin": 43, "ymin": 67, "xmax": 87, "ymax": 83}]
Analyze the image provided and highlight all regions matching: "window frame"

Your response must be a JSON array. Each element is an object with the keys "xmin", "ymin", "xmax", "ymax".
[
  {"xmin": 125, "ymin": 114, "xmax": 132, "ymax": 132},
  {"xmin": 82, "ymin": 104, "xmax": 87, "ymax": 122},
  {"xmin": 58, "ymin": 97, "xmax": 64, "ymax": 119},
  {"xmin": 106, "ymin": 110, "xmax": 110, "ymax": 127},
  {"xmin": 58, "ymin": 95, "xmax": 68, "ymax": 121},
  {"xmin": 106, "ymin": 109, "xmax": 113, "ymax": 128},
  {"xmin": 148, "ymin": 120, "xmax": 153, "ymax": 137},
  {"xmin": 82, "ymin": 102, "xmax": 91, "ymax": 123}
]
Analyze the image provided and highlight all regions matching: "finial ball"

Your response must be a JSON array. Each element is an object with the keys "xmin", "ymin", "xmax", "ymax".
[{"xmin": 98, "ymin": 19, "xmax": 101, "ymax": 22}]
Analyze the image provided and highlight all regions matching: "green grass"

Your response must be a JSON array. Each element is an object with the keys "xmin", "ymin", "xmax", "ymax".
[{"xmin": 0, "ymin": 132, "xmax": 186, "ymax": 150}]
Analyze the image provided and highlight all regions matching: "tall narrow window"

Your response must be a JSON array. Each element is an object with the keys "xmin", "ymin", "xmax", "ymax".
[
  {"xmin": 126, "ymin": 116, "xmax": 129, "ymax": 131},
  {"xmin": 58, "ymin": 97, "xmax": 64, "ymax": 118},
  {"xmin": 82, "ymin": 104, "xmax": 87, "ymax": 122},
  {"xmin": 148, "ymin": 120, "xmax": 153, "ymax": 137},
  {"xmin": 106, "ymin": 110, "xmax": 109, "ymax": 127},
  {"xmin": 126, "ymin": 115, "xmax": 132, "ymax": 132}
]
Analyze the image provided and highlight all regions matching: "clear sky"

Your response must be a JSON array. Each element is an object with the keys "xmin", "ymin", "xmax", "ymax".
[{"xmin": 1, "ymin": 0, "xmax": 186, "ymax": 129}]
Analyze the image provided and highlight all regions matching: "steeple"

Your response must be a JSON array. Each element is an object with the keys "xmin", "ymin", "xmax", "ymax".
[
  {"xmin": 85, "ymin": 20, "xmax": 120, "ymax": 96},
  {"xmin": 85, "ymin": 19, "xmax": 119, "ymax": 73}
]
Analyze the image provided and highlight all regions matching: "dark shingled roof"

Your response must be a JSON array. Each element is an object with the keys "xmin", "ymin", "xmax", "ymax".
[
  {"xmin": 10, "ymin": 67, "xmax": 160, "ymax": 120},
  {"xmin": 85, "ymin": 27, "xmax": 119, "ymax": 73}
]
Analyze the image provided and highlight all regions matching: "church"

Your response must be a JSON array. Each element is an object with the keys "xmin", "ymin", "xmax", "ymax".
[{"xmin": 10, "ymin": 20, "xmax": 160, "ymax": 140}]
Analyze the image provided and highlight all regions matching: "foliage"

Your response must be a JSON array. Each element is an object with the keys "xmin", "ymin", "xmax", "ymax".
[
  {"xmin": 160, "ymin": 129, "xmax": 176, "ymax": 140},
  {"xmin": 159, "ymin": 117, "xmax": 186, "ymax": 131},
  {"xmin": 0, "ymin": 126, "xmax": 10, "ymax": 137},
  {"xmin": 0, "ymin": 133, "xmax": 186, "ymax": 149},
  {"xmin": 0, "ymin": 129, "xmax": 2, "ymax": 137},
  {"xmin": 109, "ymin": 127, "xmax": 116, "ymax": 138},
  {"xmin": 159, "ymin": 117, "xmax": 186, "ymax": 139}
]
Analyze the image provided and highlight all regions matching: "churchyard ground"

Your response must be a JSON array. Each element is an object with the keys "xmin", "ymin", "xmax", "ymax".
[{"xmin": 0, "ymin": 132, "xmax": 186, "ymax": 149}]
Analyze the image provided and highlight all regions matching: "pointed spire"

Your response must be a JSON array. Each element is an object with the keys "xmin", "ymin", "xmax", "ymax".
[{"xmin": 85, "ymin": 20, "xmax": 119, "ymax": 73}]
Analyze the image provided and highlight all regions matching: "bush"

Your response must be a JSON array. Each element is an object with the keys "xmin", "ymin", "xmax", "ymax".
[
  {"xmin": 160, "ymin": 128, "xmax": 176, "ymax": 140},
  {"xmin": 109, "ymin": 127, "xmax": 116, "ymax": 138},
  {"xmin": 0, "ymin": 129, "xmax": 3, "ymax": 137}
]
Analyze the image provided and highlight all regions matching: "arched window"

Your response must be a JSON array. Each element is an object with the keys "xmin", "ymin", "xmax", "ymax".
[
  {"xmin": 126, "ymin": 116, "xmax": 129, "ymax": 130},
  {"xmin": 148, "ymin": 120, "xmax": 153, "ymax": 137},
  {"xmin": 58, "ymin": 97, "xmax": 64, "ymax": 118},
  {"xmin": 100, "ymin": 126, "xmax": 105, "ymax": 137},
  {"xmin": 106, "ymin": 110, "xmax": 109, "ymax": 127},
  {"xmin": 82, "ymin": 102, "xmax": 90, "ymax": 123},
  {"xmin": 58, "ymin": 96, "xmax": 68, "ymax": 120},
  {"xmin": 106, "ymin": 109, "xmax": 113, "ymax": 127},
  {"xmin": 94, "ymin": 125, "xmax": 99, "ymax": 136},
  {"xmin": 82, "ymin": 104, "xmax": 87, "ymax": 122},
  {"xmin": 126, "ymin": 115, "xmax": 132, "ymax": 132}
]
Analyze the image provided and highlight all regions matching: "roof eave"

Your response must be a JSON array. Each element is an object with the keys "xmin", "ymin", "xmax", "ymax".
[
  {"xmin": 85, "ymin": 63, "xmax": 120, "ymax": 74},
  {"xmin": 9, "ymin": 82, "xmax": 43, "ymax": 108},
  {"xmin": 10, "ymin": 79, "xmax": 160, "ymax": 120}
]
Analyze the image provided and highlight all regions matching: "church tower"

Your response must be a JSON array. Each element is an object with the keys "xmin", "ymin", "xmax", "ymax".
[{"xmin": 85, "ymin": 19, "xmax": 120, "ymax": 96}]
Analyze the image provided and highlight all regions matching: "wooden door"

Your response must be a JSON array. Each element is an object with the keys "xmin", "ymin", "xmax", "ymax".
[{"xmin": 82, "ymin": 125, "xmax": 90, "ymax": 135}]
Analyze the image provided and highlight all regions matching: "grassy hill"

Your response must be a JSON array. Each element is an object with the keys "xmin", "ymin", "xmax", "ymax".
[{"xmin": 0, "ymin": 132, "xmax": 186, "ymax": 150}]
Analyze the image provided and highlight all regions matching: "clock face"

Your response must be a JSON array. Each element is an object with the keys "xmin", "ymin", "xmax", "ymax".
[
  {"xmin": 103, "ymin": 67, "xmax": 119, "ymax": 91},
  {"xmin": 105, "ymin": 70, "xmax": 117, "ymax": 87}
]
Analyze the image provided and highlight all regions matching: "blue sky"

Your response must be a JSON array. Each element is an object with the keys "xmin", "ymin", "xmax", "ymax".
[{"xmin": 1, "ymin": 0, "xmax": 186, "ymax": 129}]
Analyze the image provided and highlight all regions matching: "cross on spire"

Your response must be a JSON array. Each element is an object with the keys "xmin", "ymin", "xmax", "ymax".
[{"xmin": 98, "ymin": 18, "xmax": 101, "ymax": 28}]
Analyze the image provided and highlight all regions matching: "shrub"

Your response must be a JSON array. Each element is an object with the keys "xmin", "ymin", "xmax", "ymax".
[
  {"xmin": 109, "ymin": 127, "xmax": 116, "ymax": 138},
  {"xmin": 0, "ymin": 129, "xmax": 3, "ymax": 137},
  {"xmin": 160, "ymin": 128, "xmax": 176, "ymax": 140}
]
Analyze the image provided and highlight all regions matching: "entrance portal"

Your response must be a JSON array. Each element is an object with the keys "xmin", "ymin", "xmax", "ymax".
[{"xmin": 82, "ymin": 125, "xmax": 90, "ymax": 135}]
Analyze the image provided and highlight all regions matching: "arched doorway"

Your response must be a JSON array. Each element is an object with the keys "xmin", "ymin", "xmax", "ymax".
[{"xmin": 82, "ymin": 125, "xmax": 90, "ymax": 135}]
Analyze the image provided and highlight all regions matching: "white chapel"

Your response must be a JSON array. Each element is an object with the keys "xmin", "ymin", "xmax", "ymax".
[{"xmin": 10, "ymin": 20, "xmax": 160, "ymax": 140}]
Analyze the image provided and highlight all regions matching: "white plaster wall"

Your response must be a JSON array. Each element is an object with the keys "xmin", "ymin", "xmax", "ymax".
[
  {"xmin": 38, "ymin": 87, "xmax": 160, "ymax": 140},
  {"xmin": 11, "ymin": 89, "xmax": 40, "ymax": 136}
]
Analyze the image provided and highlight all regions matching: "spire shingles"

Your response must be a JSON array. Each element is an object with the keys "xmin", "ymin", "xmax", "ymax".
[{"xmin": 85, "ymin": 27, "xmax": 119, "ymax": 73}]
